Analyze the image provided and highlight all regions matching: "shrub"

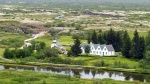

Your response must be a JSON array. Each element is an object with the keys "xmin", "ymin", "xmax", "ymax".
[
  {"xmin": 72, "ymin": 60, "xmax": 84, "ymax": 65},
  {"xmin": 94, "ymin": 60, "xmax": 107, "ymax": 67},
  {"xmin": 44, "ymin": 47, "xmax": 59, "ymax": 57},
  {"xmin": 21, "ymin": 56, "xmax": 38, "ymax": 62},
  {"xmin": 113, "ymin": 61, "xmax": 130, "ymax": 69}
]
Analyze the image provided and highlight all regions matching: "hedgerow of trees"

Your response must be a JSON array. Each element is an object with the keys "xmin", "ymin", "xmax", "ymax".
[{"xmin": 88, "ymin": 29, "xmax": 146, "ymax": 60}]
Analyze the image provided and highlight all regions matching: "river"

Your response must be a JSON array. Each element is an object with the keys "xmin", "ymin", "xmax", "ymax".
[{"xmin": 0, "ymin": 65, "xmax": 149, "ymax": 82}]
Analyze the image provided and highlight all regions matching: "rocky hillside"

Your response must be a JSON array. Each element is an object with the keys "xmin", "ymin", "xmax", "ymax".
[{"xmin": 0, "ymin": 21, "xmax": 48, "ymax": 34}]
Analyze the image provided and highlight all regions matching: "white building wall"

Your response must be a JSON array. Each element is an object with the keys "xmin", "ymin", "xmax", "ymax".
[
  {"xmin": 81, "ymin": 47, "xmax": 85, "ymax": 54},
  {"xmin": 81, "ymin": 45, "xmax": 115, "ymax": 56}
]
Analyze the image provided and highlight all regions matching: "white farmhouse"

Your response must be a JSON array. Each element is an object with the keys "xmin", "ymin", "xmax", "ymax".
[{"xmin": 80, "ymin": 43, "xmax": 115, "ymax": 56}]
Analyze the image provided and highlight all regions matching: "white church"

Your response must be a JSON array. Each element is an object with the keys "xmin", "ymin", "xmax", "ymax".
[
  {"xmin": 51, "ymin": 38, "xmax": 67, "ymax": 54},
  {"xmin": 80, "ymin": 43, "xmax": 115, "ymax": 56}
]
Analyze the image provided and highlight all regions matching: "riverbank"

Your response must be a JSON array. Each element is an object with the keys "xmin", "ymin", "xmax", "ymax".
[
  {"xmin": 0, "ymin": 70, "xmax": 149, "ymax": 84},
  {"xmin": 0, "ymin": 60, "xmax": 149, "ymax": 74}
]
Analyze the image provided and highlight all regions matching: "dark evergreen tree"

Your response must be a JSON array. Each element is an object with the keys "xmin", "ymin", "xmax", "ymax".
[
  {"xmin": 137, "ymin": 37, "xmax": 145, "ymax": 59},
  {"xmin": 122, "ymin": 31, "xmax": 131, "ymax": 58},
  {"xmin": 106, "ymin": 29, "xmax": 117, "ymax": 50},
  {"xmin": 85, "ymin": 45, "xmax": 90, "ymax": 54},
  {"xmin": 132, "ymin": 30, "xmax": 139, "ymax": 43},
  {"xmin": 98, "ymin": 34, "xmax": 106, "ymax": 44},
  {"xmin": 4, "ymin": 48, "xmax": 11, "ymax": 59},
  {"xmin": 145, "ymin": 31, "xmax": 150, "ymax": 50},
  {"xmin": 103, "ymin": 32, "xmax": 107, "ymax": 41},
  {"xmin": 91, "ymin": 30, "xmax": 98, "ymax": 44},
  {"xmin": 115, "ymin": 31, "xmax": 123, "ymax": 52},
  {"xmin": 130, "ymin": 30, "xmax": 139, "ymax": 59},
  {"xmin": 39, "ymin": 42, "xmax": 46, "ymax": 49},
  {"xmin": 71, "ymin": 37, "xmax": 82, "ymax": 56},
  {"xmin": 130, "ymin": 30, "xmax": 144, "ymax": 59},
  {"xmin": 87, "ymin": 34, "xmax": 91, "ymax": 44}
]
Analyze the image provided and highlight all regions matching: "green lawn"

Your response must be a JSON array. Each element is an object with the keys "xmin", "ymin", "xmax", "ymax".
[
  {"xmin": 34, "ymin": 35, "xmax": 87, "ymax": 46},
  {"xmin": 0, "ymin": 48, "xmax": 5, "ymax": 56},
  {"xmin": 33, "ymin": 34, "xmax": 52, "ymax": 47},
  {"xmin": 0, "ymin": 32, "xmax": 30, "ymax": 56},
  {"xmin": 60, "ymin": 55, "xmax": 139, "ymax": 69},
  {"xmin": 128, "ymin": 31, "xmax": 148, "ymax": 38},
  {"xmin": 0, "ymin": 70, "xmax": 148, "ymax": 84}
]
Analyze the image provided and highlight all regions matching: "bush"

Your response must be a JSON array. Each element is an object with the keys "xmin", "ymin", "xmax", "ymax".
[
  {"xmin": 45, "ymin": 57, "xmax": 63, "ymax": 64},
  {"xmin": 94, "ymin": 60, "xmax": 107, "ymax": 67},
  {"xmin": 44, "ymin": 57, "xmax": 84, "ymax": 65},
  {"xmin": 72, "ymin": 60, "xmax": 84, "ymax": 65},
  {"xmin": 44, "ymin": 47, "xmax": 59, "ymax": 57},
  {"xmin": 21, "ymin": 56, "xmax": 38, "ymax": 62},
  {"xmin": 113, "ymin": 61, "xmax": 130, "ymax": 69},
  {"xmin": 36, "ymin": 53, "xmax": 46, "ymax": 59}
]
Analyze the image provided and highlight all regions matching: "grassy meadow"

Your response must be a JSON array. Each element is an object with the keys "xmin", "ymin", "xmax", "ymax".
[{"xmin": 0, "ymin": 31, "xmax": 30, "ymax": 56}]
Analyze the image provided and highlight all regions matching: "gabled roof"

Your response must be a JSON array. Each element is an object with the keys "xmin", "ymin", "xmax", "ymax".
[
  {"xmin": 100, "ymin": 44, "xmax": 106, "ymax": 49},
  {"xmin": 56, "ymin": 42, "xmax": 62, "ymax": 47},
  {"xmin": 92, "ymin": 44, "xmax": 100, "ymax": 49},
  {"xmin": 80, "ymin": 43, "xmax": 89, "ymax": 49},
  {"xmin": 106, "ymin": 45, "xmax": 115, "ymax": 51},
  {"xmin": 80, "ymin": 43, "xmax": 115, "ymax": 51}
]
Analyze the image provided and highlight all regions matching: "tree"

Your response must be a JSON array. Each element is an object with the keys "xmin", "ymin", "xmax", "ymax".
[
  {"xmin": 71, "ymin": 37, "xmax": 82, "ymax": 56},
  {"xmin": 122, "ymin": 31, "xmax": 131, "ymax": 58},
  {"xmin": 139, "ymin": 51, "xmax": 150, "ymax": 69},
  {"xmin": 137, "ymin": 37, "xmax": 145, "ymax": 59},
  {"xmin": 85, "ymin": 45, "xmax": 90, "ymax": 55},
  {"xmin": 39, "ymin": 42, "xmax": 46, "ymax": 49},
  {"xmin": 91, "ymin": 30, "xmax": 98, "ymax": 44},
  {"xmin": 145, "ymin": 31, "xmax": 150, "ymax": 50},
  {"xmin": 67, "ymin": 50, "xmax": 72, "ymax": 57},
  {"xmin": 114, "ymin": 31, "xmax": 123, "ymax": 52},
  {"xmin": 4, "ymin": 48, "xmax": 12, "ymax": 59},
  {"xmin": 44, "ymin": 47, "xmax": 59, "ymax": 57},
  {"xmin": 98, "ymin": 34, "xmax": 105, "ymax": 44},
  {"xmin": 130, "ymin": 30, "xmax": 145, "ymax": 60},
  {"xmin": 87, "ymin": 34, "xmax": 91, "ymax": 44},
  {"xmin": 106, "ymin": 29, "xmax": 117, "ymax": 50},
  {"xmin": 130, "ymin": 30, "xmax": 139, "ymax": 59}
]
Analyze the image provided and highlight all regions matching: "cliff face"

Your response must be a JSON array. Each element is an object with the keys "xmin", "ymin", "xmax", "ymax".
[{"xmin": 0, "ymin": 21, "xmax": 47, "ymax": 34}]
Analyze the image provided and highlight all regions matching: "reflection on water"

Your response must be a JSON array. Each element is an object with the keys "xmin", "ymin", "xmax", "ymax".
[{"xmin": 0, "ymin": 65, "xmax": 150, "ymax": 82}]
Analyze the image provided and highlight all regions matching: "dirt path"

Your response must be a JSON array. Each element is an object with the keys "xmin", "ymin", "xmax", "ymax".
[{"xmin": 20, "ymin": 31, "xmax": 48, "ymax": 49}]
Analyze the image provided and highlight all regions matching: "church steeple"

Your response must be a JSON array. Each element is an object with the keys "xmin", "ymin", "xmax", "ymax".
[{"xmin": 53, "ymin": 37, "xmax": 57, "ymax": 43}]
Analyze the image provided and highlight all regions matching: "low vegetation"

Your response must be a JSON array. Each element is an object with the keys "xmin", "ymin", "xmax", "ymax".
[{"xmin": 0, "ymin": 70, "xmax": 149, "ymax": 84}]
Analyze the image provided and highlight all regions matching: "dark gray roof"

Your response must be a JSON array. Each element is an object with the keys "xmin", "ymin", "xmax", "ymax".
[
  {"xmin": 100, "ymin": 44, "xmax": 106, "ymax": 49},
  {"xmin": 106, "ymin": 45, "xmax": 115, "ymax": 51},
  {"xmin": 80, "ymin": 43, "xmax": 115, "ymax": 51},
  {"xmin": 56, "ymin": 42, "xmax": 62, "ymax": 47},
  {"xmin": 92, "ymin": 44, "xmax": 100, "ymax": 49},
  {"xmin": 80, "ymin": 43, "xmax": 89, "ymax": 48}
]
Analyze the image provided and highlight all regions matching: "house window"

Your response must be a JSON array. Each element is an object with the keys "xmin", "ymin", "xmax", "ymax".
[
  {"xmin": 106, "ymin": 52, "xmax": 107, "ymax": 55},
  {"xmin": 93, "ymin": 51, "xmax": 95, "ymax": 54}
]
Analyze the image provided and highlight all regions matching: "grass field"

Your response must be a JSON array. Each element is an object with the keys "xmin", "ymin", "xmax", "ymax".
[
  {"xmin": 34, "ymin": 35, "xmax": 87, "ymax": 46},
  {"xmin": 0, "ymin": 70, "xmax": 148, "ymax": 84},
  {"xmin": 0, "ymin": 32, "xmax": 30, "ymax": 56},
  {"xmin": 0, "ymin": 48, "xmax": 5, "ymax": 56},
  {"xmin": 60, "ymin": 55, "xmax": 139, "ymax": 69},
  {"xmin": 128, "ymin": 31, "xmax": 148, "ymax": 38}
]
